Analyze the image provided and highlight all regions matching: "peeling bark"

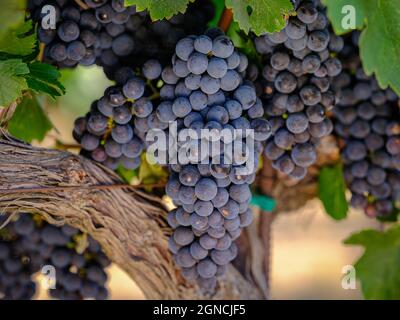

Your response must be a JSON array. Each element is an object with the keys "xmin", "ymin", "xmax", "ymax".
[{"xmin": 0, "ymin": 133, "xmax": 262, "ymax": 300}]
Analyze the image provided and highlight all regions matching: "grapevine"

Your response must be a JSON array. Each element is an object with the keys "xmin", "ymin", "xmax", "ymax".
[{"xmin": 0, "ymin": 0, "xmax": 399, "ymax": 302}]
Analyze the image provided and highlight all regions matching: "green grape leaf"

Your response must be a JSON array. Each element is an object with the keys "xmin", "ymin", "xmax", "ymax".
[
  {"xmin": 344, "ymin": 225, "xmax": 400, "ymax": 299},
  {"xmin": 124, "ymin": 0, "xmax": 194, "ymax": 20},
  {"xmin": 323, "ymin": 0, "xmax": 400, "ymax": 95},
  {"xmin": 225, "ymin": 0, "xmax": 294, "ymax": 35},
  {"xmin": 24, "ymin": 62, "xmax": 66, "ymax": 99},
  {"xmin": 318, "ymin": 164, "xmax": 348, "ymax": 220},
  {"xmin": 0, "ymin": 59, "xmax": 29, "ymax": 106},
  {"xmin": 0, "ymin": 0, "xmax": 26, "ymax": 40},
  {"xmin": 0, "ymin": 21, "xmax": 37, "ymax": 56},
  {"xmin": 8, "ymin": 95, "xmax": 53, "ymax": 142}
]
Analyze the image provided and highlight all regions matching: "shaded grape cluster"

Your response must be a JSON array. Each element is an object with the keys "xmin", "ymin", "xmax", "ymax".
[
  {"xmin": 0, "ymin": 214, "xmax": 110, "ymax": 300},
  {"xmin": 0, "ymin": 216, "xmax": 43, "ymax": 300},
  {"xmin": 28, "ymin": 0, "xmax": 214, "ymax": 78},
  {"xmin": 29, "ymin": 0, "xmax": 112, "ymax": 67},
  {"xmin": 145, "ymin": 29, "xmax": 272, "ymax": 291},
  {"xmin": 72, "ymin": 59, "xmax": 164, "ymax": 170},
  {"xmin": 333, "ymin": 33, "xmax": 400, "ymax": 218},
  {"xmin": 254, "ymin": 0, "xmax": 342, "ymax": 180}
]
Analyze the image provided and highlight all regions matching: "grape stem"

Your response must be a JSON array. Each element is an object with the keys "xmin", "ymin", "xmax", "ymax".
[
  {"xmin": 218, "ymin": 8, "xmax": 233, "ymax": 32},
  {"xmin": 37, "ymin": 43, "xmax": 46, "ymax": 62},
  {"xmin": 74, "ymin": 0, "xmax": 89, "ymax": 10}
]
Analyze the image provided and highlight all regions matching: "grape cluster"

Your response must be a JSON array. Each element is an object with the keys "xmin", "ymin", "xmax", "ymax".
[
  {"xmin": 72, "ymin": 59, "xmax": 164, "ymax": 170},
  {"xmin": 42, "ymin": 224, "xmax": 110, "ymax": 300},
  {"xmin": 0, "ymin": 216, "xmax": 42, "ymax": 300},
  {"xmin": 98, "ymin": 0, "xmax": 215, "ymax": 79},
  {"xmin": 0, "ymin": 213, "xmax": 110, "ymax": 300},
  {"xmin": 29, "ymin": 0, "xmax": 109, "ymax": 67},
  {"xmin": 254, "ymin": 0, "xmax": 342, "ymax": 180},
  {"xmin": 29, "ymin": 0, "xmax": 214, "ymax": 78},
  {"xmin": 333, "ymin": 33, "xmax": 400, "ymax": 218},
  {"xmin": 142, "ymin": 29, "xmax": 272, "ymax": 291}
]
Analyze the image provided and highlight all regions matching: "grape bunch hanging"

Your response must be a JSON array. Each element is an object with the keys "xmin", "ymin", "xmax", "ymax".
[
  {"xmin": 28, "ymin": 0, "xmax": 214, "ymax": 80},
  {"xmin": 333, "ymin": 33, "xmax": 400, "ymax": 218},
  {"xmin": 255, "ymin": 0, "xmax": 342, "ymax": 180},
  {"xmin": 158, "ymin": 29, "xmax": 271, "ymax": 290},
  {"xmin": 0, "ymin": 213, "xmax": 110, "ymax": 300}
]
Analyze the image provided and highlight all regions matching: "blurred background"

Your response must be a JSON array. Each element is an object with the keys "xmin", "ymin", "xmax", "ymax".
[{"xmin": 34, "ymin": 66, "xmax": 380, "ymax": 300}]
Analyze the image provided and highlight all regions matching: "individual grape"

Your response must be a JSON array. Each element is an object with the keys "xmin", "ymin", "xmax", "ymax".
[
  {"xmin": 300, "ymin": 85, "xmax": 321, "ymax": 106},
  {"xmin": 51, "ymin": 248, "xmax": 72, "ymax": 268},
  {"xmin": 218, "ymin": 200, "xmax": 239, "ymax": 220},
  {"xmin": 307, "ymin": 30, "xmax": 329, "ymax": 52},
  {"xmin": 178, "ymin": 186, "xmax": 197, "ymax": 205},
  {"xmin": 297, "ymin": 1, "xmax": 318, "ymax": 24},
  {"xmin": 233, "ymin": 85, "xmax": 256, "ymax": 110},
  {"xmin": 172, "ymin": 97, "xmax": 192, "ymax": 118},
  {"xmin": 111, "ymin": 125, "xmax": 133, "ymax": 144},
  {"xmin": 176, "ymin": 37, "xmax": 194, "ymax": 61},
  {"xmin": 274, "ymin": 129, "xmax": 294, "ymax": 150},
  {"xmin": 211, "ymin": 188, "xmax": 230, "ymax": 208},
  {"xmin": 212, "ymin": 36, "xmax": 234, "ymax": 58},
  {"xmin": 142, "ymin": 59, "xmax": 162, "ymax": 80},
  {"xmin": 49, "ymin": 43, "xmax": 67, "ymax": 62},
  {"xmin": 286, "ymin": 113, "xmax": 309, "ymax": 134},
  {"xmin": 113, "ymin": 105, "xmax": 132, "ymax": 125},
  {"xmin": 57, "ymin": 21, "xmax": 80, "ymax": 42},
  {"xmin": 197, "ymin": 258, "xmax": 217, "ymax": 278},
  {"xmin": 14, "ymin": 215, "xmax": 35, "ymax": 236},
  {"xmin": 274, "ymin": 72, "xmax": 297, "ymax": 94},
  {"xmin": 306, "ymin": 104, "xmax": 325, "ymax": 123},
  {"xmin": 302, "ymin": 55, "xmax": 321, "ymax": 74},
  {"xmin": 81, "ymin": 134, "xmax": 100, "ymax": 151},
  {"xmin": 185, "ymin": 74, "xmax": 201, "ymax": 90},
  {"xmin": 210, "ymin": 249, "xmax": 232, "ymax": 265},
  {"xmin": 285, "ymin": 36, "xmax": 307, "ymax": 51},
  {"xmin": 207, "ymin": 226, "xmax": 226, "ymax": 239},
  {"xmin": 200, "ymin": 75, "xmax": 220, "ymax": 94},
  {"xmin": 264, "ymin": 141, "xmax": 285, "ymax": 161},
  {"xmin": 249, "ymin": 118, "xmax": 271, "ymax": 142},
  {"xmin": 291, "ymin": 143, "xmax": 317, "ymax": 168},
  {"xmin": 271, "ymin": 52, "xmax": 290, "ymax": 70},
  {"xmin": 289, "ymin": 165, "xmax": 307, "ymax": 180},
  {"xmin": 173, "ymin": 227, "xmax": 195, "ymax": 246},
  {"xmin": 194, "ymin": 200, "xmax": 214, "ymax": 217},
  {"xmin": 195, "ymin": 178, "xmax": 218, "ymax": 201},
  {"xmin": 190, "ymin": 241, "xmax": 208, "ymax": 260},
  {"xmin": 324, "ymin": 58, "xmax": 342, "ymax": 77},
  {"xmin": 175, "ymin": 208, "xmax": 191, "ymax": 226},
  {"xmin": 273, "ymin": 155, "xmax": 295, "ymax": 175},
  {"xmin": 207, "ymin": 57, "xmax": 228, "ymax": 78},
  {"xmin": 179, "ymin": 165, "xmax": 201, "ymax": 187},
  {"xmin": 161, "ymin": 67, "xmax": 179, "ymax": 85},
  {"xmin": 198, "ymin": 234, "xmax": 217, "ymax": 251}
]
